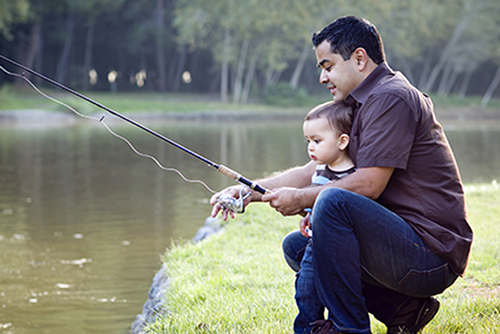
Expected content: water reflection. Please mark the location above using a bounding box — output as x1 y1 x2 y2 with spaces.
445 124 500 183
0 120 499 334
0 120 307 334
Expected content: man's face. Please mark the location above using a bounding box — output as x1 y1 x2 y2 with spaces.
315 41 363 101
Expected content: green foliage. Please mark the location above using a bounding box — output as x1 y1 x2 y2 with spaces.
376 0 461 59
69 0 126 16
264 82 311 107
2 0 500 99
0 0 29 38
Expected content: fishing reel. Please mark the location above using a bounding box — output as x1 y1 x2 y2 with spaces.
216 187 251 214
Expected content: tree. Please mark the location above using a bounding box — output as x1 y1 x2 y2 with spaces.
2 0 499 101
73 0 127 90
479 1 500 106
416 0 499 95
373 0 461 87
0 0 30 39
173 0 356 103
156 0 167 92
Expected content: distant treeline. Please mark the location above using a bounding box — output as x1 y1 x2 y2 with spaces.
0 0 499 106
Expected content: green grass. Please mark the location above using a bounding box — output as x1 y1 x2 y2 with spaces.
1 83 500 117
431 94 500 111
150 208 298 333
0 84 310 115
144 183 500 334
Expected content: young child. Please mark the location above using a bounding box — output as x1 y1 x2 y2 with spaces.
282 100 355 334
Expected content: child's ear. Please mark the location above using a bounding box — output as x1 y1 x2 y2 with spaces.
338 134 350 151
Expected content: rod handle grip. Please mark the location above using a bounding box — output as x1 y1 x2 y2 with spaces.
217 165 269 195
217 164 240 179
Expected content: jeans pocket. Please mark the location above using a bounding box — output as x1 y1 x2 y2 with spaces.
397 263 453 297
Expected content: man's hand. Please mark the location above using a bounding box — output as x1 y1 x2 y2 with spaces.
210 162 317 220
210 185 251 220
261 187 309 216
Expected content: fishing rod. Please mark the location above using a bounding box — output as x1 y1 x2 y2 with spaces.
0 54 268 213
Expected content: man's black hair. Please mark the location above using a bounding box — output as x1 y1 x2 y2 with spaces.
312 16 385 64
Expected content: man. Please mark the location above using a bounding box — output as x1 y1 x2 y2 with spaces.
211 16 472 334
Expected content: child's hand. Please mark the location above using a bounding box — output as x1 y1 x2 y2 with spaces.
300 212 312 238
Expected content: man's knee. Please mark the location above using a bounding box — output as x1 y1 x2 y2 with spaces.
317 187 349 202
315 187 350 213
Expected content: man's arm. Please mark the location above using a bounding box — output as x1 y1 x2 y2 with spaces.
210 161 317 219
250 161 317 201
333 166 394 199
262 166 394 216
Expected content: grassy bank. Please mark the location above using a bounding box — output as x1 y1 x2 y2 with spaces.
144 183 499 334
0 84 310 115
1 84 500 119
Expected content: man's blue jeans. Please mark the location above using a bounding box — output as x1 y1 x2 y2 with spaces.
282 188 458 334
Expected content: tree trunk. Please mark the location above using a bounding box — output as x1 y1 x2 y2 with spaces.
173 44 187 92
458 66 473 98
14 18 42 88
417 50 433 90
437 63 453 94
241 51 259 104
156 0 166 92
232 37 249 104
443 66 460 95
423 15 470 93
82 18 95 90
34 33 44 86
264 66 283 91
481 66 500 108
209 66 220 94
290 41 311 89
56 11 74 84
25 19 42 70
271 69 283 86
220 28 230 103
398 56 415 86
140 51 153 91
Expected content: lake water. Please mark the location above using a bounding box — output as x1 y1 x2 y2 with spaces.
0 117 499 334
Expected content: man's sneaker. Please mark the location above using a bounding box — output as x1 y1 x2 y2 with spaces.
309 320 343 334
386 297 440 334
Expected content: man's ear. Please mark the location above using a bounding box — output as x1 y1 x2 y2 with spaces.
339 134 350 151
353 48 369 71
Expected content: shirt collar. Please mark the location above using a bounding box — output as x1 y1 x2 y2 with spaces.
345 62 395 109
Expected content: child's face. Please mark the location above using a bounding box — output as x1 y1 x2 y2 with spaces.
303 117 348 167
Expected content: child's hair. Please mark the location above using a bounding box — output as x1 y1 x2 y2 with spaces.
305 100 353 135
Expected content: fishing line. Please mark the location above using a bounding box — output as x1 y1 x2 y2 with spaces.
0 63 217 194
0 54 269 213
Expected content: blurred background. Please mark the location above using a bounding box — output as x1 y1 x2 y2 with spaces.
1 0 500 106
